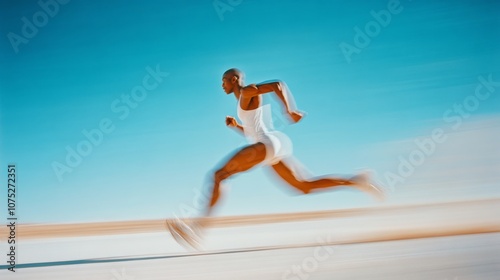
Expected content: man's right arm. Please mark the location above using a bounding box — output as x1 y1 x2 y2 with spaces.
226 116 244 135
233 124 244 134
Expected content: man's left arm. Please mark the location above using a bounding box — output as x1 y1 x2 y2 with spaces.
241 81 304 123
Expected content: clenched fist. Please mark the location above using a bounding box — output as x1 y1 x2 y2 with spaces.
287 110 305 123
225 116 238 127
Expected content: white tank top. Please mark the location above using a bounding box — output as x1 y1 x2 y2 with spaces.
237 97 273 143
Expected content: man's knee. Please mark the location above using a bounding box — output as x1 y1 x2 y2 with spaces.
282 172 306 191
214 168 231 182
290 178 305 189
215 159 242 182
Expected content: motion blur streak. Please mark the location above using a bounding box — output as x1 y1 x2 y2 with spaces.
1 197 499 279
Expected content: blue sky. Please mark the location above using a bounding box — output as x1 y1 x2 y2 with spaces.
0 0 499 223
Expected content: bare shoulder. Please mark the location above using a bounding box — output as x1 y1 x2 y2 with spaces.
240 84 260 97
242 84 259 92
240 80 284 98
257 81 281 93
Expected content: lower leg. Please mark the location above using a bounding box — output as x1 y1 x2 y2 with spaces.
198 183 220 229
301 177 354 194
200 143 267 227
271 160 356 194
206 178 222 217
304 173 385 200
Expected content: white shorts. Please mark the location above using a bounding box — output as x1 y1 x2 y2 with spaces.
257 131 293 165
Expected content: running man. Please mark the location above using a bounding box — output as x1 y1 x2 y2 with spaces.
167 69 384 247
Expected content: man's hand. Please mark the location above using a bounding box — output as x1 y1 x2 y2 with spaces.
226 116 245 135
225 116 238 127
287 110 305 123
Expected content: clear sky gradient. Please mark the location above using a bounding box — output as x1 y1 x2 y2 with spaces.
0 0 499 223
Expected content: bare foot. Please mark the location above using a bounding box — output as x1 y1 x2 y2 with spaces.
350 172 385 202
166 217 203 250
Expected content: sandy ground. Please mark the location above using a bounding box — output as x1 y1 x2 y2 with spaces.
3 198 499 239
1 198 499 279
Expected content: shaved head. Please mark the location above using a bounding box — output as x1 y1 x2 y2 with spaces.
223 68 245 82
222 68 245 94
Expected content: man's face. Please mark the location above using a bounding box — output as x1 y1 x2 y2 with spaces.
222 74 236 94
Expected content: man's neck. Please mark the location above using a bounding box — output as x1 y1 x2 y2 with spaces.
233 84 244 99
